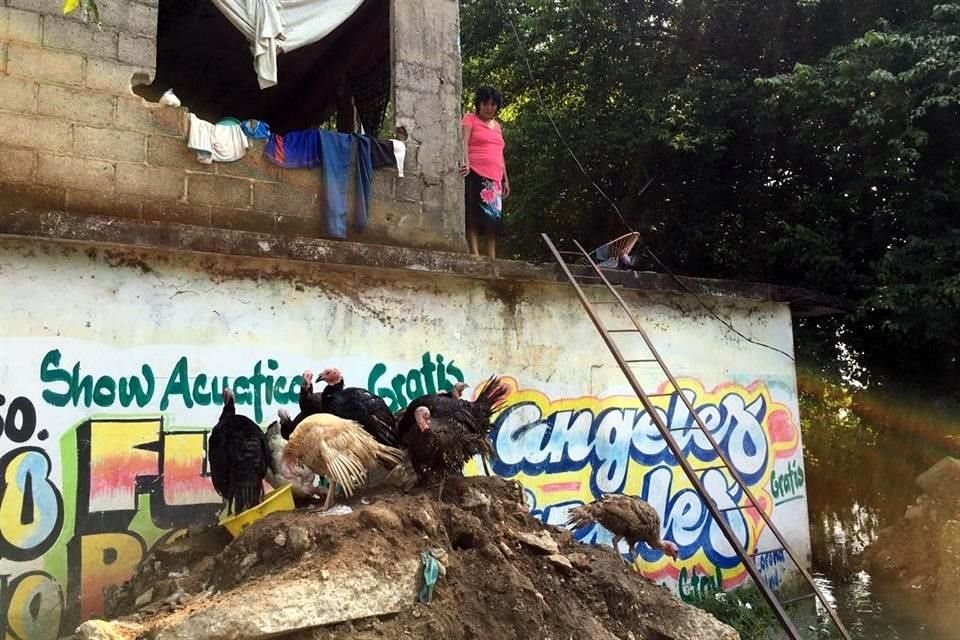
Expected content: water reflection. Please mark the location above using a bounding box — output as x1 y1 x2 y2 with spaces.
804 426 957 639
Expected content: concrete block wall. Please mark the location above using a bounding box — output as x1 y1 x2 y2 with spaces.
0 0 467 252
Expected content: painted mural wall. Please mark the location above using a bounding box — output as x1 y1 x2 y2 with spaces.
0 239 810 637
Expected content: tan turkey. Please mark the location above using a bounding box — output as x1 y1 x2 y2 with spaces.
566 494 678 566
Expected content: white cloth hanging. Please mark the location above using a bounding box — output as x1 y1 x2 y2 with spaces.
187 114 249 163
210 0 365 89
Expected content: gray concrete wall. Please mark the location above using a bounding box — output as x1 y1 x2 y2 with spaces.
0 0 466 252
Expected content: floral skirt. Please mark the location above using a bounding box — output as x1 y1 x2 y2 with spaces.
465 171 502 233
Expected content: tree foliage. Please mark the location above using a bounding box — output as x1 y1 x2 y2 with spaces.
461 0 960 410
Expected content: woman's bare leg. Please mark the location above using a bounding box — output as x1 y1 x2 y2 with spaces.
467 228 480 255
486 229 496 260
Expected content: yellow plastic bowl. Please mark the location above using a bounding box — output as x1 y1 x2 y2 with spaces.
220 484 295 538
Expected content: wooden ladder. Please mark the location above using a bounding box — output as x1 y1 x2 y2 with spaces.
542 233 851 640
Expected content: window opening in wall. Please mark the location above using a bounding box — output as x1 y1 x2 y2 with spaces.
136 0 391 135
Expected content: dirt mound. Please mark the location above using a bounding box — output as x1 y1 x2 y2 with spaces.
92 477 737 640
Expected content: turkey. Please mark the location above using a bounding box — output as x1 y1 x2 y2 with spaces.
264 420 324 501
317 368 399 447
207 388 270 515
282 413 405 510
279 370 324 439
565 494 679 566
406 406 495 499
439 382 469 399
397 375 509 446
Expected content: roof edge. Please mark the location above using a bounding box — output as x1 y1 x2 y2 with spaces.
0 211 848 316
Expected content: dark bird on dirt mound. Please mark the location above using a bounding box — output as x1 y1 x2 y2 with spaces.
397 375 510 446
317 368 399 447
283 413 405 510
406 406 496 499
565 494 678 566
208 388 270 515
279 370 325 439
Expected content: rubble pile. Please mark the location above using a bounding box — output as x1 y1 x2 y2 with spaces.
74 477 739 640
864 456 960 603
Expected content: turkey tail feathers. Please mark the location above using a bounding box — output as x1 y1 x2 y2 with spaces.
565 504 597 531
476 375 510 412
231 479 264 514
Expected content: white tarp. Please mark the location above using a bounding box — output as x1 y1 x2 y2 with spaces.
211 0 365 89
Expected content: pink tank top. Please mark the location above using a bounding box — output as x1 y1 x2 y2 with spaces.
463 112 505 182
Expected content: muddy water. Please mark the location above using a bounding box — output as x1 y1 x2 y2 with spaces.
804 426 958 640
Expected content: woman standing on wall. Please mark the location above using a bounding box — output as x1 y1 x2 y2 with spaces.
460 85 510 259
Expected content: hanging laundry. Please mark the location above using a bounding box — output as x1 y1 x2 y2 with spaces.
319 130 354 239
355 135 372 233
263 130 323 169
366 137 406 178
210 0 365 89
263 129 373 239
242 119 271 140
187 114 249 164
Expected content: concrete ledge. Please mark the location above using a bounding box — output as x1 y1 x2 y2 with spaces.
0 210 848 316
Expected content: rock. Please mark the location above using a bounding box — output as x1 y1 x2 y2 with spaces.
546 554 574 573
154 527 231 567
511 530 560 555
406 507 438 537
75 620 144 640
937 520 960 605
498 540 515 559
150 559 421 640
274 532 287 547
240 553 258 569
904 504 925 520
359 506 403 531
916 457 960 500
287 525 312 554
462 489 491 510
568 553 592 573
134 588 154 608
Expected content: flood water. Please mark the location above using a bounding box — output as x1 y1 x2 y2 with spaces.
802 424 959 640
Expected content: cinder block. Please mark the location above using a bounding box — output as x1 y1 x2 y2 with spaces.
216 151 280 183
115 97 187 135
90 0 158 36
42 17 118 59
0 75 38 113
116 162 184 200
187 173 252 208
211 206 276 234
0 146 37 183
6 0 66 17
0 7 42 44
38 84 115 126
0 183 66 213
142 199 210 226
275 214 321 238
2 113 72 153
147 134 210 170
279 164 323 190
85 57 153 94
253 180 319 217
37 153 115 192
118 33 155 67
66 188 142 218
7 43 84 86
75 126 146 163
370 170 395 198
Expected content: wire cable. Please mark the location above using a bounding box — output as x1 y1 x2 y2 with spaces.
493 0 795 362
